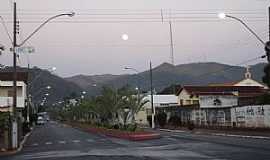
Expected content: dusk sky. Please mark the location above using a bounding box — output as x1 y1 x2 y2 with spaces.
0 0 269 77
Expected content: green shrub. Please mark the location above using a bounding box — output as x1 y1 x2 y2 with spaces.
156 112 167 127
168 115 181 127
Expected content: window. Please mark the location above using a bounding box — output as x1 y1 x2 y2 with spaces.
186 100 191 105
193 100 199 104
180 99 183 105
7 90 13 97
213 98 222 106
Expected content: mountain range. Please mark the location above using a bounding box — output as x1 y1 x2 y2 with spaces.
65 62 267 96
1 62 266 104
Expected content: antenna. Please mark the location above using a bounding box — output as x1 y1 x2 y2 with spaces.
169 21 174 65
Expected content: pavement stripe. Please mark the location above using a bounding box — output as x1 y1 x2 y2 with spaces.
72 140 80 143
32 143 39 146
212 133 270 140
86 139 94 142
58 141 66 144
45 142 53 145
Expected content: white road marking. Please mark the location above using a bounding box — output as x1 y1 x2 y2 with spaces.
58 141 66 144
86 139 94 142
167 137 177 141
32 143 38 146
72 140 80 143
212 133 270 140
45 142 53 145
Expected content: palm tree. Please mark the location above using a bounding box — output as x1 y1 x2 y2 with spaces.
117 86 148 127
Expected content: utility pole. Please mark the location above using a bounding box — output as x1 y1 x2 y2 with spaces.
150 61 155 129
11 2 18 149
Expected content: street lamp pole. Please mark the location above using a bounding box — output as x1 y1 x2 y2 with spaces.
124 67 142 93
218 12 270 62
218 13 266 46
11 2 18 149
150 61 155 129
11 2 74 149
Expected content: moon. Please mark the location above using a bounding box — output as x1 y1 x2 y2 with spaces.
121 34 129 40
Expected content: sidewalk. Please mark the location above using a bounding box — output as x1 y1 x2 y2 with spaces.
0 127 33 156
159 127 270 140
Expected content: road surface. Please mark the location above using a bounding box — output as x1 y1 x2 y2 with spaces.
2 121 270 160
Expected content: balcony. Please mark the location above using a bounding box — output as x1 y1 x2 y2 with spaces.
0 97 25 108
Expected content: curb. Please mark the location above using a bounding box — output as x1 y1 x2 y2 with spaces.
159 128 270 140
0 127 33 156
65 122 161 141
211 133 270 140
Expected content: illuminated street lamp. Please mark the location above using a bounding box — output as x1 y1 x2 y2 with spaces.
218 12 265 46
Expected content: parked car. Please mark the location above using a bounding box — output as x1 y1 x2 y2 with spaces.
37 116 45 125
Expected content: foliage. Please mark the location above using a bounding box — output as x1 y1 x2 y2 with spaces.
53 85 148 132
262 64 270 87
156 112 167 127
0 112 10 130
147 115 156 128
168 115 181 127
256 93 270 105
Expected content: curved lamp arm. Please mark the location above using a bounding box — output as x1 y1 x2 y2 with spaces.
225 15 265 46
18 12 75 47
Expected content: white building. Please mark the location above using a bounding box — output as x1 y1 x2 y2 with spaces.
0 71 28 113
135 94 178 125
234 66 267 89
0 81 27 112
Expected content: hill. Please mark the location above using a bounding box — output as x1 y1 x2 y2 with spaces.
65 62 267 95
0 66 83 104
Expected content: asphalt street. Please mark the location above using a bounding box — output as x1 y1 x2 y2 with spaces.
2 121 270 160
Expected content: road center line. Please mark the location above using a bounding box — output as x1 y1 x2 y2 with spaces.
45 142 53 145
32 143 38 146
72 140 80 143
87 139 94 142
59 141 66 144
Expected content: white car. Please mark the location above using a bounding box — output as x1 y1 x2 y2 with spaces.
37 116 45 125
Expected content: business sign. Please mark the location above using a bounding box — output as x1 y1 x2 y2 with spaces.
14 46 35 54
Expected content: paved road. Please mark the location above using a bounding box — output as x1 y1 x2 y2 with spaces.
2 121 270 160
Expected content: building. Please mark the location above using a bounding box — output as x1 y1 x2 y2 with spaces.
0 71 28 113
210 66 268 89
177 85 267 107
135 94 178 125
175 85 268 127
0 71 28 150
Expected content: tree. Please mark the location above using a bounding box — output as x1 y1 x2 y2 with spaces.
117 86 148 127
262 63 270 87
156 112 167 127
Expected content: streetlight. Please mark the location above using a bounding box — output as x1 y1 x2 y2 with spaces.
17 12 75 47
124 67 142 91
10 2 74 149
218 12 266 46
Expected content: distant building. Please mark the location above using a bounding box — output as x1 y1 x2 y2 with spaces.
135 94 178 125
0 72 28 113
209 66 268 89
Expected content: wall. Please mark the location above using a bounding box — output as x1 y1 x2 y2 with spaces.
231 105 270 128
178 89 199 106
199 95 238 108
0 81 27 110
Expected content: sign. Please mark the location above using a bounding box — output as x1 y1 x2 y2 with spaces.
14 46 35 54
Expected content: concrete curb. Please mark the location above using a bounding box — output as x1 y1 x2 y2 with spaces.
211 133 270 140
159 128 270 140
0 127 33 156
